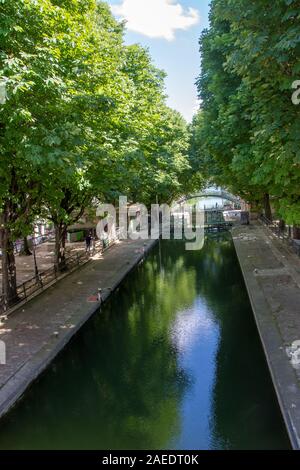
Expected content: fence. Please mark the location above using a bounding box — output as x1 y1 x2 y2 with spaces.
0 230 120 315
260 215 300 257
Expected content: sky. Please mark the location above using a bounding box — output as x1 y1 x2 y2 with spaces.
106 0 211 122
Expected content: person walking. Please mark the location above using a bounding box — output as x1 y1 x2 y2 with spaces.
85 233 92 254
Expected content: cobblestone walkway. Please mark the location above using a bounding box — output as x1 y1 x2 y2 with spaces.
0 238 156 419
232 222 300 449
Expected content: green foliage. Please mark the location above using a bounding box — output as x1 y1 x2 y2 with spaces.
0 0 190 221
191 0 300 223
0 0 192 298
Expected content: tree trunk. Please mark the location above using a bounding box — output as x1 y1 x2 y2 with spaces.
263 193 272 221
54 223 68 271
293 226 300 240
19 236 32 256
0 225 18 308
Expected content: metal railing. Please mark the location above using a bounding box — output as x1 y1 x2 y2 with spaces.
260 215 300 257
0 230 121 315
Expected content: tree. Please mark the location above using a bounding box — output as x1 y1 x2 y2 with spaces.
0 0 123 297
192 0 300 225
0 0 192 304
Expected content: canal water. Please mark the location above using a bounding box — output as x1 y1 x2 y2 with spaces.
0 235 290 449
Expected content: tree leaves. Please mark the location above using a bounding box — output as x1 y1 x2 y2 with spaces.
0 0 191 246
191 0 300 223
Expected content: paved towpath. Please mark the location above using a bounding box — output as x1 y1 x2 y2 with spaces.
0 237 156 419
0 239 88 288
232 222 300 449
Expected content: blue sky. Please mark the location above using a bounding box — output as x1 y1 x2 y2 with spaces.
106 0 211 122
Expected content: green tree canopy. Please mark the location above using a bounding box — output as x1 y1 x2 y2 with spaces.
191 0 300 222
0 0 192 305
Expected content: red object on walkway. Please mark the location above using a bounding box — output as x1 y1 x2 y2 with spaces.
87 295 98 302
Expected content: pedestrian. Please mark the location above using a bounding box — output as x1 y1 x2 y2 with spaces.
97 288 102 303
85 233 92 253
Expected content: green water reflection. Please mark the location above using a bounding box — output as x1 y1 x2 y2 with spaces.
0 235 290 449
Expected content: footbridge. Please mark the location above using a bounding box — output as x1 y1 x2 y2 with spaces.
176 188 241 207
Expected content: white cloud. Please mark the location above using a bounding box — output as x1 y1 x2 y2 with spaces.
111 0 200 41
